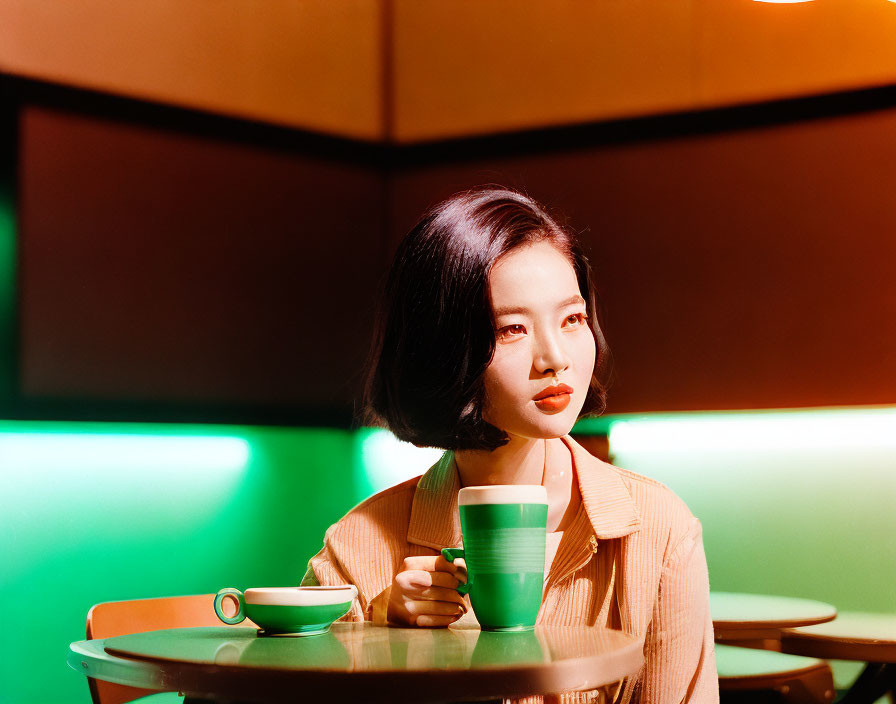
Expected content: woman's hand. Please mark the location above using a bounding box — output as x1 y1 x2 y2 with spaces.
387 555 468 627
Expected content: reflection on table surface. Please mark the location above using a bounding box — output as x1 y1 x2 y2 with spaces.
104 622 642 672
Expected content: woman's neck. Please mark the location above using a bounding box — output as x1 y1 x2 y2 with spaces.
454 435 581 532
454 435 546 487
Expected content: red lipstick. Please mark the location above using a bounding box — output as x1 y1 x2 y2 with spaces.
533 383 573 412
533 383 573 401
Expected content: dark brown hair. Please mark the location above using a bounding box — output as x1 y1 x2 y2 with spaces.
359 185 611 451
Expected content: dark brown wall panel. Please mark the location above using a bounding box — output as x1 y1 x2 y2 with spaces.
388 108 896 412
17 98 896 419
20 106 383 411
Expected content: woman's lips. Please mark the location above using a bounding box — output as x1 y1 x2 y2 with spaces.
534 392 572 412
533 383 573 401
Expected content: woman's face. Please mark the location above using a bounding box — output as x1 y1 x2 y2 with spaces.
482 240 597 440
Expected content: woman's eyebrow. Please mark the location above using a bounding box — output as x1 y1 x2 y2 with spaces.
493 295 585 317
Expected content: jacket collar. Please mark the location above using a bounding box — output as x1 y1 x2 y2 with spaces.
406 449 463 550
406 434 641 549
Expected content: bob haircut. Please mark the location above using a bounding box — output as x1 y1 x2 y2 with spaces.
360 185 612 451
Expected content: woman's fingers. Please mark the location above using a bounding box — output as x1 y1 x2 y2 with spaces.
415 586 466 608
401 556 467 584
395 574 466 608
405 599 465 617
388 555 471 628
400 569 451 589
400 569 461 591
448 558 468 584
427 570 463 589
399 569 465 595
415 614 459 628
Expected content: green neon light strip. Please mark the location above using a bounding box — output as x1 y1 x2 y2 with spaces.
358 406 896 496
574 406 896 453
356 427 444 497
0 420 251 472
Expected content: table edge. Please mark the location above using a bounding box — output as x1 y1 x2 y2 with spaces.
780 629 896 663
71 627 646 702
712 613 837 631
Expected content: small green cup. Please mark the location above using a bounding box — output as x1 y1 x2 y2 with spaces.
442 485 547 632
213 585 357 636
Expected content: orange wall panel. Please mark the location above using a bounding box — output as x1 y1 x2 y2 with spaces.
392 0 896 143
390 0 695 142
0 0 384 140
5 1 896 142
695 0 896 108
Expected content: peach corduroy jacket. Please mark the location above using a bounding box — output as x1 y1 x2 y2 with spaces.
302 434 719 704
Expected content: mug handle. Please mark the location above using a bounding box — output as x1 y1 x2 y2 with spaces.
441 548 472 596
214 588 246 625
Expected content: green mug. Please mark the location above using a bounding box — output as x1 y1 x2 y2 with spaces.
213 585 357 636
442 484 547 632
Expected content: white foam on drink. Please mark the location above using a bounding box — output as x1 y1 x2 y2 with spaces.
244 585 358 606
458 484 547 506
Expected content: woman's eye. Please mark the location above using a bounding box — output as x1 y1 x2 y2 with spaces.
497 324 526 340
564 313 588 328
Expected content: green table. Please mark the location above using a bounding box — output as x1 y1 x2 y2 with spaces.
780 612 896 704
711 591 837 642
68 623 644 703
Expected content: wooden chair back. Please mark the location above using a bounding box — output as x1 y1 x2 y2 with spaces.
86 594 254 704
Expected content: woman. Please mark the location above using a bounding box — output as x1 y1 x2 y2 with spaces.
302 186 718 703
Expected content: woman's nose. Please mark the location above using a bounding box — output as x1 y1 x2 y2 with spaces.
534 330 570 376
